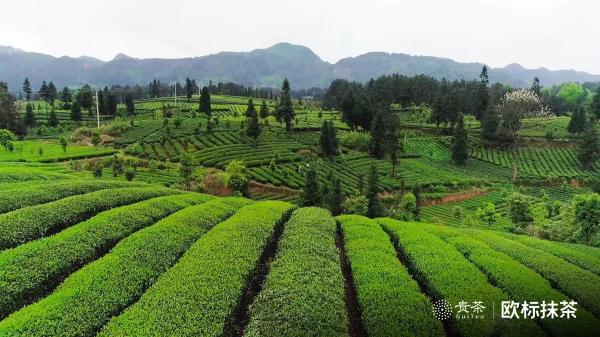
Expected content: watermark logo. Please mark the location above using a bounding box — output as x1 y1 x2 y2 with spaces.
432 299 578 320
432 300 453 320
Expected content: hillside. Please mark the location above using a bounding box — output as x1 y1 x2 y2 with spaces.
0 165 599 336
2 43 600 89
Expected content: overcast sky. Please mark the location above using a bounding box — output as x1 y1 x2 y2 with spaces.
1 0 598 73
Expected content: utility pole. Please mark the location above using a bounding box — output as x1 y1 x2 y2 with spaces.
95 90 100 129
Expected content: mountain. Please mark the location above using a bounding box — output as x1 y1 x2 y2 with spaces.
1 42 599 90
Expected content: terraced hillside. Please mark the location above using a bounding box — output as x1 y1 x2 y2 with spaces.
0 171 599 337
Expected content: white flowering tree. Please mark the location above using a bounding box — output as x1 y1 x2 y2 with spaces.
497 89 552 180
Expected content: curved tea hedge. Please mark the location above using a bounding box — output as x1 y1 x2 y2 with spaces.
337 215 444 337
425 225 600 337
0 197 253 337
379 219 545 337
0 180 144 214
0 187 176 250
98 201 294 337
0 193 204 319
245 207 347 337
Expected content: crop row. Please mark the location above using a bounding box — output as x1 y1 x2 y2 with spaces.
245 207 347 337
378 219 544 337
425 224 600 336
472 230 600 317
337 215 444 337
0 193 205 320
0 187 176 250
195 142 304 168
470 145 600 178
97 201 295 336
0 197 253 337
0 180 144 214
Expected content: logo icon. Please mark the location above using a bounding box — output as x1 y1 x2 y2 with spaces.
433 300 453 320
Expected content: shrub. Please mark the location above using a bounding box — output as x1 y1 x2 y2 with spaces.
0 193 204 319
98 201 294 337
0 187 176 250
0 197 252 336
245 208 347 337
338 215 444 337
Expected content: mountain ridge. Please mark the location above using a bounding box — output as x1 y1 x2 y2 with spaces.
1 42 599 90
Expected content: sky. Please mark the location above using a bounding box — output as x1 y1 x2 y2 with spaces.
1 0 599 73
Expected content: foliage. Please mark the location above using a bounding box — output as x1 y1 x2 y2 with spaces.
476 202 500 226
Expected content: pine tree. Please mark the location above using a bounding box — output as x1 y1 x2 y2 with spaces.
568 106 587 135
278 79 295 132
47 81 57 105
327 175 344 215
319 121 331 157
107 92 117 115
48 107 59 127
246 106 261 145
39 81 48 102
412 185 422 221
591 86 600 120
475 66 489 120
185 78 193 101
531 77 542 98
60 87 71 105
366 162 381 217
452 113 469 165
78 84 94 111
481 107 499 141
245 98 256 118
302 165 322 206
24 103 36 127
578 115 600 170
328 121 339 156
70 101 82 122
125 94 135 115
385 115 401 176
369 111 386 159
259 100 269 119
199 86 211 117
22 78 32 101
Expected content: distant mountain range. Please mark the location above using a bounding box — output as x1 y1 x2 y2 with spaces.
1 42 599 91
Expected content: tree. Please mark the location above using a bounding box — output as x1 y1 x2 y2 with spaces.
366 162 382 217
60 87 71 103
78 84 94 111
475 66 490 120
23 103 36 127
0 129 15 149
507 193 534 228
226 160 248 196
70 101 83 122
572 193 600 246
22 78 32 100
179 152 196 191
591 86 600 120
48 107 59 127
278 79 295 132
199 87 211 116
246 105 261 145
476 202 500 226
385 115 401 176
481 106 499 141
578 115 600 170
92 130 102 147
107 91 118 115
451 113 469 165
112 154 123 177
319 121 339 157
47 81 57 104
412 185 422 221
531 77 542 98
302 165 322 206
59 136 68 154
342 195 368 215
245 98 256 118
0 85 22 135
185 78 193 101
398 192 417 220
568 106 587 135
369 111 386 159
259 100 269 119
326 175 344 215
38 81 49 102
125 94 135 116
